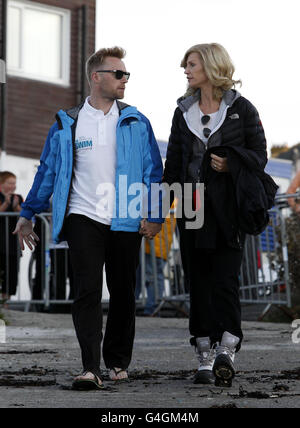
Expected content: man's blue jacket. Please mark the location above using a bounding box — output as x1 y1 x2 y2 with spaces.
20 101 163 243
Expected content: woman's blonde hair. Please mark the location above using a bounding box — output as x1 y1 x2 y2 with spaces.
181 43 242 100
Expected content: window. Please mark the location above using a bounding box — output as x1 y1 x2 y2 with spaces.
7 0 70 86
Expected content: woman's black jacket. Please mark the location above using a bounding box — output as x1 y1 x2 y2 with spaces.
163 92 278 249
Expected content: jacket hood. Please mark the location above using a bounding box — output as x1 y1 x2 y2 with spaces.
65 100 130 119
178 89 242 142
177 89 241 113
56 100 137 129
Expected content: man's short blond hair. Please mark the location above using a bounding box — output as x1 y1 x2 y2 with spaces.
86 46 126 85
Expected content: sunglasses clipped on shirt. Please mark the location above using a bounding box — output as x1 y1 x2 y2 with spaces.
96 69 130 81
201 114 211 139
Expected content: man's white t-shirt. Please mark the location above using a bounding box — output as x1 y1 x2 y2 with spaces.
67 97 119 225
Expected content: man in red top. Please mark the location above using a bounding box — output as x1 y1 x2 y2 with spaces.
286 170 300 215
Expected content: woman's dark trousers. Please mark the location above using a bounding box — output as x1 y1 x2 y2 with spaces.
65 214 141 377
178 225 244 349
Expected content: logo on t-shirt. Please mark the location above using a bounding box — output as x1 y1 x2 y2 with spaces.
75 137 93 151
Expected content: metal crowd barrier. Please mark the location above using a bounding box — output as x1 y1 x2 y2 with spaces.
0 194 297 313
0 211 187 314
0 212 22 303
136 214 189 316
0 212 52 311
239 193 296 308
144 196 295 314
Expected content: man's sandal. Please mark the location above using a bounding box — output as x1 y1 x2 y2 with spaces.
109 367 129 382
72 371 104 391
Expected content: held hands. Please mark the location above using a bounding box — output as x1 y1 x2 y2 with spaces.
12 195 21 212
0 193 21 211
210 154 229 173
139 219 162 240
4 193 12 205
0 192 12 210
13 217 40 251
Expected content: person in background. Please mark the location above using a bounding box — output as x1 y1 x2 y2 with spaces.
163 43 272 387
0 171 23 304
13 47 163 390
30 213 74 313
286 170 300 215
136 212 176 316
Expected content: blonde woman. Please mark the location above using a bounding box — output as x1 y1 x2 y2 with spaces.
163 43 270 387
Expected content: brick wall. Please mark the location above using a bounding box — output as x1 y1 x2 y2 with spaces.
3 0 95 159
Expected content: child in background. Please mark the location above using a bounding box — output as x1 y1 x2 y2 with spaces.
0 171 23 304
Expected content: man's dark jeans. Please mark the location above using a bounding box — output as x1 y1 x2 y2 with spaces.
65 214 142 377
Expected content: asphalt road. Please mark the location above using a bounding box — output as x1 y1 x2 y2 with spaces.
0 309 300 409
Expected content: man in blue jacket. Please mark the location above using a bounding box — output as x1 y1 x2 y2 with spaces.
13 47 163 390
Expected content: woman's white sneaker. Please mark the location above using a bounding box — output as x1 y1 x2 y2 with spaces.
213 331 240 387
193 337 216 384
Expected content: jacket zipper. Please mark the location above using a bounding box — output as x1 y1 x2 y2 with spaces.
58 117 77 240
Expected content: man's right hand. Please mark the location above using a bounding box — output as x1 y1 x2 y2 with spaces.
13 217 40 251
139 219 162 239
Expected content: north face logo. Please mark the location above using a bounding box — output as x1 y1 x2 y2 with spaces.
229 114 239 120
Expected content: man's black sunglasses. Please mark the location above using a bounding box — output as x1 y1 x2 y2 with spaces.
201 114 211 139
96 70 130 81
